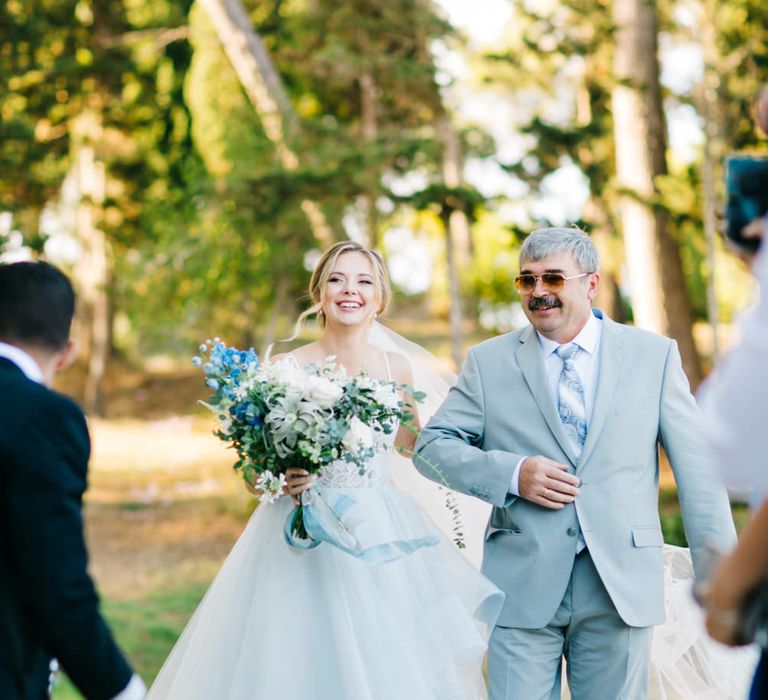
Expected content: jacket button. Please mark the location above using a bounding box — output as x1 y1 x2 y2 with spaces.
566 527 578 537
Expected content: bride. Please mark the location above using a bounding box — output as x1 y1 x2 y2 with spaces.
146 241 504 699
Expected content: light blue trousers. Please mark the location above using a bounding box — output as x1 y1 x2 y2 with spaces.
488 550 652 700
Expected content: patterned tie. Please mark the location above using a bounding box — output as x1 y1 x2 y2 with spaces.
555 343 587 455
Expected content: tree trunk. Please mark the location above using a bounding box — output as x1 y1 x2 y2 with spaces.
573 64 626 322
611 0 702 387
696 0 729 367
438 115 472 262
699 118 720 364
437 114 470 369
71 110 111 415
357 70 378 247
584 197 625 322
198 0 334 247
441 208 464 371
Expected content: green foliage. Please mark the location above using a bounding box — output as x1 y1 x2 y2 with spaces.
113 0 457 356
400 183 488 222
710 1 768 149
1 0 86 214
660 485 751 546
283 0 451 129
484 0 767 328
463 215 520 308
0 0 475 363
483 0 620 262
7 0 764 367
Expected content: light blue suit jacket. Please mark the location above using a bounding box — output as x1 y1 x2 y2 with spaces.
415 312 736 628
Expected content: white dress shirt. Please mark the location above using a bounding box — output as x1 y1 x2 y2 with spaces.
0 343 147 700
509 312 603 496
112 673 147 700
0 341 43 383
700 224 768 507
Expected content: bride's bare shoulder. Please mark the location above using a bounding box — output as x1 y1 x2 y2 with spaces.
269 343 319 366
269 351 290 363
386 351 413 385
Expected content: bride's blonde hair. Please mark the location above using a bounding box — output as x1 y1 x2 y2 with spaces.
289 241 392 340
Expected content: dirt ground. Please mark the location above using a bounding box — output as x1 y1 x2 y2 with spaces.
81 416 256 599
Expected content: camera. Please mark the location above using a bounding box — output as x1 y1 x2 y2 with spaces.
725 155 768 252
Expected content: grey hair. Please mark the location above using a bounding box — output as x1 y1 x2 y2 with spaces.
519 227 600 273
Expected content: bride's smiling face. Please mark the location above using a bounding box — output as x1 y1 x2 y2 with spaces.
321 251 381 328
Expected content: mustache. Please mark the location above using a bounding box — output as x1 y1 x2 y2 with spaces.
528 297 562 311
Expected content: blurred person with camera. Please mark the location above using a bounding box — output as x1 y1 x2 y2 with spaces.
700 83 768 699
0 261 145 700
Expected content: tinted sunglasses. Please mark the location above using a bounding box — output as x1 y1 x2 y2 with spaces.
514 272 592 292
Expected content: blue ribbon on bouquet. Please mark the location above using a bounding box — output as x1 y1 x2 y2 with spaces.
283 488 440 564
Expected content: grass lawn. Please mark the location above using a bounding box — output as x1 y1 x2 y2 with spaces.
52 584 210 699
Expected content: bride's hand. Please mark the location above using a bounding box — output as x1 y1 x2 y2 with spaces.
284 468 314 504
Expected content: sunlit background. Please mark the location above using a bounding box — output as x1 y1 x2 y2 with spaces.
1 1 766 696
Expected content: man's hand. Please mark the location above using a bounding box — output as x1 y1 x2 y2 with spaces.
518 456 580 510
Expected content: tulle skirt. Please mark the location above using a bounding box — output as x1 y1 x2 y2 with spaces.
647 545 759 700
147 487 504 700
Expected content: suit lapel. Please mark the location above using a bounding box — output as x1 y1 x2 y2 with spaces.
515 327 580 465
578 315 625 469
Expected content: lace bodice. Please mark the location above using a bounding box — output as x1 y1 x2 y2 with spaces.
315 429 396 488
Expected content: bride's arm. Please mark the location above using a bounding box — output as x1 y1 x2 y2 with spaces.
390 352 420 456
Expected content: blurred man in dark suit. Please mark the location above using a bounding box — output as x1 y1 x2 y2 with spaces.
0 261 145 699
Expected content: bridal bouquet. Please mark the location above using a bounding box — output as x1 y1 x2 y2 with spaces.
194 339 423 542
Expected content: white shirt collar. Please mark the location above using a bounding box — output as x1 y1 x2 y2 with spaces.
0 341 44 384
536 311 601 357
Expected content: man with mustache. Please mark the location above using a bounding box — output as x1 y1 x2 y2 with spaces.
415 227 736 700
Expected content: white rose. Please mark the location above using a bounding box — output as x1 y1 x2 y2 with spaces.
342 416 374 455
267 359 306 389
373 383 401 410
306 375 343 409
355 375 377 391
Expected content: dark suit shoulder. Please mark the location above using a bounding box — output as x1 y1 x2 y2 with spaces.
0 364 85 423
0 367 89 477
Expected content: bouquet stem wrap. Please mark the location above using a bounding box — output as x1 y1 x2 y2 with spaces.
285 493 318 550
283 486 441 564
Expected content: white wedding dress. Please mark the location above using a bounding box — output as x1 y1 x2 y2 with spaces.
147 423 504 700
